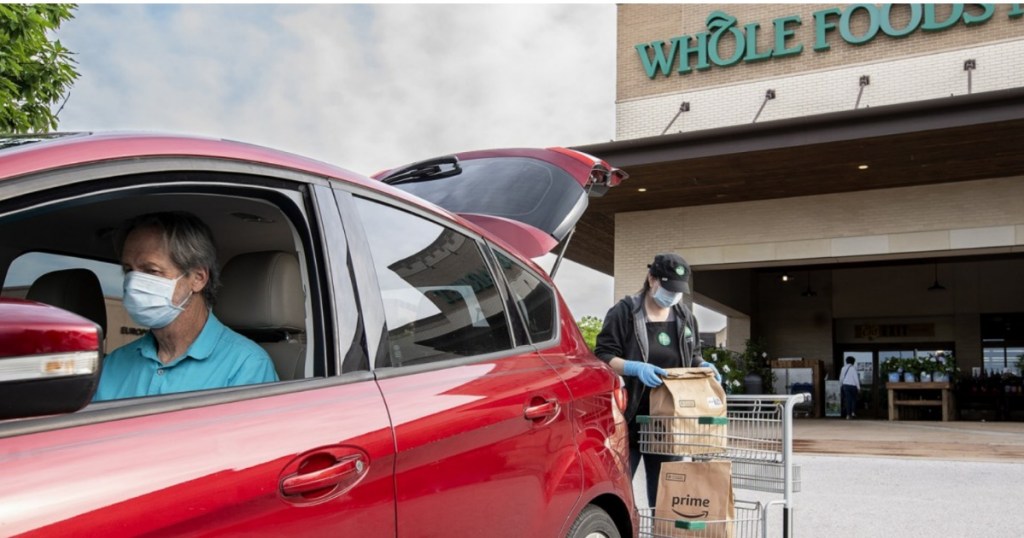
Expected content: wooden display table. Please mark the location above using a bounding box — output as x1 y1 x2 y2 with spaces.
887 382 955 421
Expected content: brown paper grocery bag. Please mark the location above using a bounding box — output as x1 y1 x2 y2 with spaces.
653 460 735 538
647 368 727 456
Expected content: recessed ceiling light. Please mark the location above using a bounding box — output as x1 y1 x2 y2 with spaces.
857 164 869 170
637 188 647 192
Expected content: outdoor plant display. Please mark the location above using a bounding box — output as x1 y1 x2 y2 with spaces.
702 338 776 395
925 352 958 383
881 353 959 383
740 337 775 394
880 357 905 382
702 346 746 394
576 316 602 351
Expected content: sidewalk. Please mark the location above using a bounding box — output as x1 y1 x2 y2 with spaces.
792 418 1024 461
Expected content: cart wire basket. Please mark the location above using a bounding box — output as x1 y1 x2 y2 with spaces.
638 499 763 538
637 396 804 494
636 415 729 456
721 397 803 494
637 393 811 538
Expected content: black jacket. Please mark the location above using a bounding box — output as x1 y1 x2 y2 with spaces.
594 292 701 422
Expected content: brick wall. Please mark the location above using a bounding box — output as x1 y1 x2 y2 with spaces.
617 4 1024 139
613 175 1024 298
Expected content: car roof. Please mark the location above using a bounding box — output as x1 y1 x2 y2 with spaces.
0 132 373 185
0 131 555 277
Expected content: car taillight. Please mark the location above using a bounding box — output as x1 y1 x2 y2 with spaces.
0 351 99 382
613 384 628 413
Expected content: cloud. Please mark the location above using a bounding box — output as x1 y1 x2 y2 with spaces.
57 4 616 174
53 4 726 333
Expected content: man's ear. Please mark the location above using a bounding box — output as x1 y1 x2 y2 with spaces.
190 266 209 293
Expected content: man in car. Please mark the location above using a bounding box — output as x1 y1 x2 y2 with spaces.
93 211 278 401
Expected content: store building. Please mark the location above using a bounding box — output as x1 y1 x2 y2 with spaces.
568 4 1024 418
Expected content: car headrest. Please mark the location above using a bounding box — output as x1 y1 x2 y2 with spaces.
27 268 108 336
215 251 305 335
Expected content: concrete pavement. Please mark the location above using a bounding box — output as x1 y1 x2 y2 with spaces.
792 418 1024 461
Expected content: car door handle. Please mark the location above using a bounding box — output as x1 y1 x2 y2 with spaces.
524 399 559 420
280 454 364 496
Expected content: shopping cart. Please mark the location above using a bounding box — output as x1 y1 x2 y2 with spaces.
636 393 810 538
638 500 762 538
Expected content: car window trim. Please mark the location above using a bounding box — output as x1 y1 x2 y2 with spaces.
489 245 561 349
482 240 530 349
370 343 541 380
0 372 376 440
309 183 366 377
337 182 502 253
331 188 389 370
341 188 529 368
0 157 334 202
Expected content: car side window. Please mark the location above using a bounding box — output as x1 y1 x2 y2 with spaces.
493 249 556 344
352 197 513 365
0 175 335 403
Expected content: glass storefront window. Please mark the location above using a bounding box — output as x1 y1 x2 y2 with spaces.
845 351 873 385
983 345 1024 375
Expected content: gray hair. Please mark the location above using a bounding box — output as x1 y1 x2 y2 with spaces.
117 211 220 305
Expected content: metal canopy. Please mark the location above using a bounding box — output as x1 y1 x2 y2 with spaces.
568 87 1024 275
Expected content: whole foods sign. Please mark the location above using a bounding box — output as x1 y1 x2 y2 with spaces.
635 4 1024 78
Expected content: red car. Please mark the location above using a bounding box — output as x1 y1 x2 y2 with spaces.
0 132 636 537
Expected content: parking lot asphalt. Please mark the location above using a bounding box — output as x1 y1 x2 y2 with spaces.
792 418 1024 461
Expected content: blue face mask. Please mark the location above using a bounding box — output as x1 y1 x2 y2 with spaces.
652 285 682 308
123 271 192 329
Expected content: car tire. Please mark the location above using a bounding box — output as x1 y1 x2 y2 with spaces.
566 505 621 538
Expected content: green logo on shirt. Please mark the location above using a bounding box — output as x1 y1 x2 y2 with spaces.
658 332 671 346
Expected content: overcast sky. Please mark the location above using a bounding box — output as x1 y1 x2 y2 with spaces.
54 3 726 331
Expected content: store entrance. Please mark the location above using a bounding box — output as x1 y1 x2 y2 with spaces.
835 345 954 419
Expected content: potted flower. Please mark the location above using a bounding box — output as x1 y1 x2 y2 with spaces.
702 347 746 394
901 356 922 382
880 357 904 383
930 352 958 384
739 337 775 395
919 355 935 382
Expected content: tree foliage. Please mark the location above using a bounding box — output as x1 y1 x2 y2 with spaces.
0 4 79 133
576 315 603 351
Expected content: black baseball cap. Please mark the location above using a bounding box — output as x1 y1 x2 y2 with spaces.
648 253 690 293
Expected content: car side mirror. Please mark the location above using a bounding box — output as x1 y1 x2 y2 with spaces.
0 298 103 420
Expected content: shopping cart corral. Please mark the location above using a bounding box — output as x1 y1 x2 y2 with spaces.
635 393 810 538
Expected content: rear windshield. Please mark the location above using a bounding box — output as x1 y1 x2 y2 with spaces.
394 157 585 239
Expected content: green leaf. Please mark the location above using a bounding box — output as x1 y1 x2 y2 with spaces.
0 3 78 133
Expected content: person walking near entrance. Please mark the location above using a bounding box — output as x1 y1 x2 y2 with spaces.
840 355 861 419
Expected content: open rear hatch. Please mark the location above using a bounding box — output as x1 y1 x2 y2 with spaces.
374 148 627 271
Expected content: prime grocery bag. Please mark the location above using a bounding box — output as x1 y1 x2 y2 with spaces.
654 460 735 538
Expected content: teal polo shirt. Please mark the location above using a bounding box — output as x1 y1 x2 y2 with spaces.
94 313 279 401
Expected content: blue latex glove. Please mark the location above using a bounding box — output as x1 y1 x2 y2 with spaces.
622 360 667 388
700 361 723 384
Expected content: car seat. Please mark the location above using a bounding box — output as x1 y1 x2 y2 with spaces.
215 251 306 381
27 268 108 338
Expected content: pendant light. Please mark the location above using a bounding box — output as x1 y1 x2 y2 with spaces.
801 272 817 297
928 263 946 292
